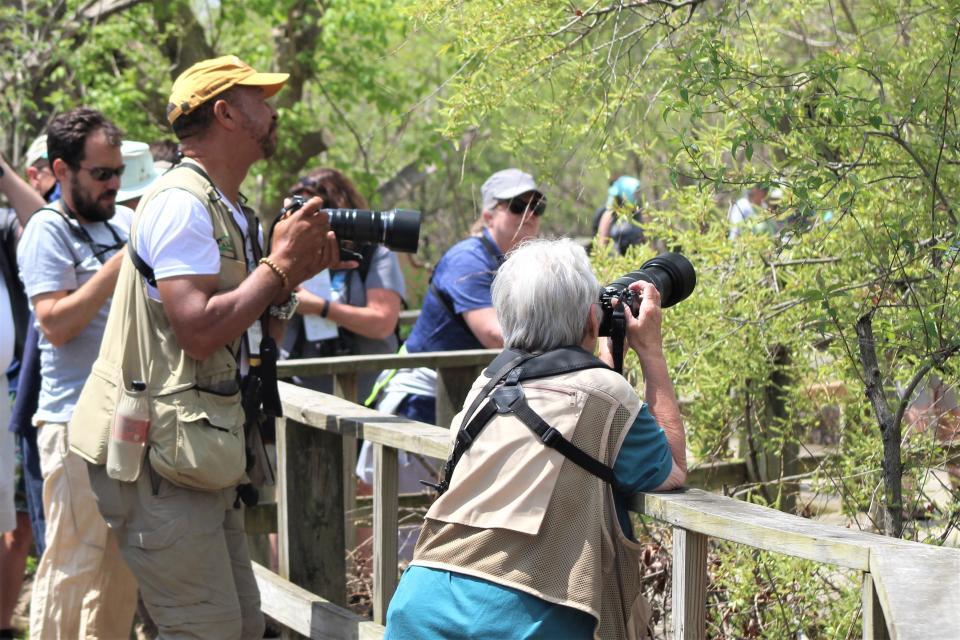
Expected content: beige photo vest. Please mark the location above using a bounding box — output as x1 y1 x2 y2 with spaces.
70 163 257 490
413 366 653 640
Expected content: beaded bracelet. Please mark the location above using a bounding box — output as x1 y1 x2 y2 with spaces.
258 257 289 288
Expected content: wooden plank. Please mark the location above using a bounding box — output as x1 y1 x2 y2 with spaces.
868 545 960 640
372 444 399 625
278 349 498 378
672 528 707 640
633 489 915 570
279 382 450 459
334 374 360 554
861 573 890 640
278 417 347 607
253 562 384 640
435 365 478 429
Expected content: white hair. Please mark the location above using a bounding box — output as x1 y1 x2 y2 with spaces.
492 238 599 352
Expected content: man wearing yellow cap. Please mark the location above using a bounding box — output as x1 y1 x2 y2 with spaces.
70 55 346 638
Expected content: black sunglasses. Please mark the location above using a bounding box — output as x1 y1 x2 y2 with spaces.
79 165 125 181
502 193 546 217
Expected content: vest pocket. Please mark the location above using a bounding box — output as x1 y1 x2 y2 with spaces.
68 362 121 465
148 388 246 491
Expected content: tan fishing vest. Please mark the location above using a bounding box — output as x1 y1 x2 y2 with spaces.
412 366 652 640
69 162 257 490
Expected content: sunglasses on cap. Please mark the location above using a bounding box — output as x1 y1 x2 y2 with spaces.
501 193 546 217
78 165 126 181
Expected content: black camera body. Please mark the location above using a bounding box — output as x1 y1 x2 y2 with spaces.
598 253 696 372
283 195 422 254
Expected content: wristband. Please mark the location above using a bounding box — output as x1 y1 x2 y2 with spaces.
259 257 288 288
320 298 331 318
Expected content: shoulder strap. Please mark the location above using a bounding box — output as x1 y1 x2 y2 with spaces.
129 245 157 287
125 162 217 289
427 348 616 495
428 235 503 336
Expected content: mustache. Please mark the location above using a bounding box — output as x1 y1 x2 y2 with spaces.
100 190 118 200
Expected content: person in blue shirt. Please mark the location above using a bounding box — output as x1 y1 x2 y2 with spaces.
385 238 687 640
372 168 544 426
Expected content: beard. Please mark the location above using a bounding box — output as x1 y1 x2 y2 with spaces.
238 107 278 159
257 120 278 159
69 173 116 222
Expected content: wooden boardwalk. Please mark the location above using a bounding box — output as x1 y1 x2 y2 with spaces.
257 350 960 639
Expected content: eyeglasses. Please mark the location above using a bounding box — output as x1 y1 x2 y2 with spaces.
78 165 125 181
501 193 546 217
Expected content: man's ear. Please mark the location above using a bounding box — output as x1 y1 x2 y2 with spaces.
212 98 236 129
51 158 70 182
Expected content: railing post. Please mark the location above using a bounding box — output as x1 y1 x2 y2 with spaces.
672 527 707 640
862 573 891 640
277 416 347 608
334 373 359 554
436 365 478 428
373 443 399 625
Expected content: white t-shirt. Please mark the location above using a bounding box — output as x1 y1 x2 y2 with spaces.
136 188 254 299
727 196 755 240
136 188 262 372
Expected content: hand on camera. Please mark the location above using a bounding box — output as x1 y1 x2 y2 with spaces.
624 280 663 357
270 196 358 287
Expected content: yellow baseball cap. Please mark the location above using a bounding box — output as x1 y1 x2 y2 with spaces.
166 55 289 125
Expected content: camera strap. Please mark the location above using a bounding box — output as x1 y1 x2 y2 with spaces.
610 305 627 375
425 347 617 495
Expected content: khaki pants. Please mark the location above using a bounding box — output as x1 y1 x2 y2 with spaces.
30 422 138 640
87 461 265 640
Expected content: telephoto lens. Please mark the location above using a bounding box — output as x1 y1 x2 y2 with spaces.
598 252 696 337
605 252 696 309
324 208 421 253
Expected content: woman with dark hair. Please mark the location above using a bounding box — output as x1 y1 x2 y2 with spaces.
283 168 406 399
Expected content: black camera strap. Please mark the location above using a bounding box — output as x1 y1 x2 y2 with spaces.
425 347 618 495
610 305 627 375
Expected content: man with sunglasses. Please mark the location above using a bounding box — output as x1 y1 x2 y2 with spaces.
16 108 139 638
371 168 544 428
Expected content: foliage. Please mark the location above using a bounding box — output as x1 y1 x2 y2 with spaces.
4 0 960 627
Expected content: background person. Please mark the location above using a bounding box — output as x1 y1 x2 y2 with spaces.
283 167 406 401
385 238 687 639
116 140 160 210
595 174 646 255
0 150 44 640
727 184 768 240
8 134 65 563
18 108 138 640
372 167 543 426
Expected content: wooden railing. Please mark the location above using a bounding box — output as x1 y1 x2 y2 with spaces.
256 352 960 640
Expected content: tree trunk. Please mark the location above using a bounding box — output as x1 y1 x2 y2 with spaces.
855 313 903 537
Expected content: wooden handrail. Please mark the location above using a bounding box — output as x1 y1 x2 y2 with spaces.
260 372 960 639
276 348 498 377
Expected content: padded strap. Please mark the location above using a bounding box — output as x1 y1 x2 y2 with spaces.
428 350 618 495
128 244 157 287
493 384 617 486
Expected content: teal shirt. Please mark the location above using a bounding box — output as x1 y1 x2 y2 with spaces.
385 404 672 639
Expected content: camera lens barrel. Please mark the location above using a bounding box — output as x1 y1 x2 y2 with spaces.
323 208 422 253
604 252 696 309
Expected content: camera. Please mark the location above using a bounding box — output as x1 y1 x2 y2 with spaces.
598 252 696 337
283 195 422 253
